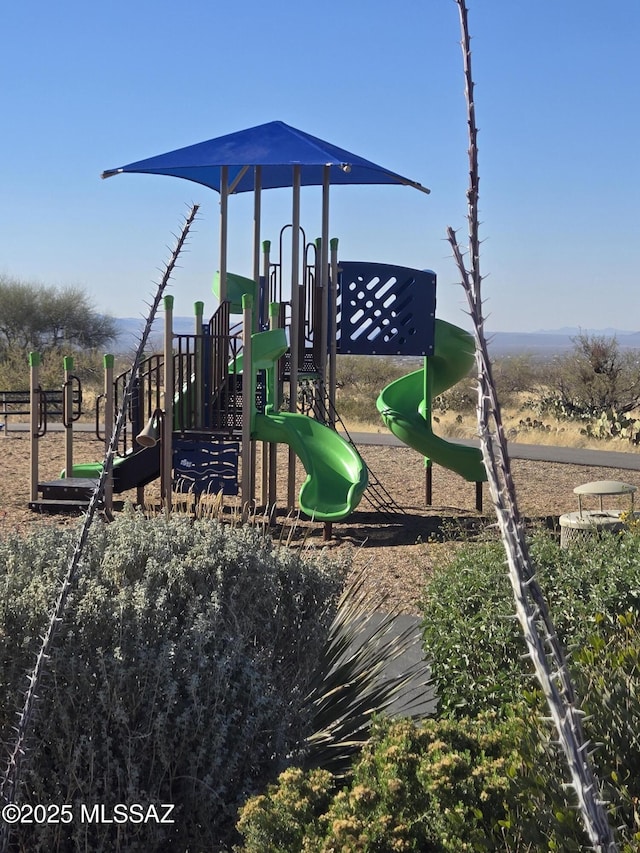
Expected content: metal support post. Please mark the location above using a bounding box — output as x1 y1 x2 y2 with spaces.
63 355 74 481
163 295 174 516
267 302 280 510
241 294 254 512
425 463 433 506
287 165 301 506
103 354 115 515
328 238 339 428
194 301 204 430
218 165 229 304
29 352 40 503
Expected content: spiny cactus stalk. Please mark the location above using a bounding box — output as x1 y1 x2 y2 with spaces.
0 204 199 853
447 3 617 850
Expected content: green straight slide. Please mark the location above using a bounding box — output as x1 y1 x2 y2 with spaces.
376 319 486 483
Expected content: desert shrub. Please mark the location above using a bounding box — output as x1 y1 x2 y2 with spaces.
299 575 433 779
433 380 476 416
236 712 586 852
335 356 418 424
490 353 541 400
335 352 553 424
236 766 335 852
0 511 346 852
541 334 640 419
433 354 547 415
0 274 117 356
421 530 640 717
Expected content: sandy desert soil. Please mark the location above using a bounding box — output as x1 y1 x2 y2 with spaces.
2 429 640 614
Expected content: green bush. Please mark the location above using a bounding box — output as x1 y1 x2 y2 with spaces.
236 712 585 852
506 612 640 851
235 534 640 852
0 511 346 852
419 532 640 848
571 612 640 844
421 531 640 717
237 665 640 852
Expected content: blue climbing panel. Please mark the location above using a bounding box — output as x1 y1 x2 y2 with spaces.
173 438 240 496
337 262 436 357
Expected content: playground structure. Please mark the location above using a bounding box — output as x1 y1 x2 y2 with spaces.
27 121 486 522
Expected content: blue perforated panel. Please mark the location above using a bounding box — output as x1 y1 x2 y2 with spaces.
336 262 436 356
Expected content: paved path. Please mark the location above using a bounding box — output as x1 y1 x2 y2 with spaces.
7 422 640 471
346 431 640 471
343 613 436 718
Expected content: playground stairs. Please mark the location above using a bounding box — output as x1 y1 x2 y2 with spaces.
202 372 265 435
29 478 102 514
207 373 244 433
282 349 322 380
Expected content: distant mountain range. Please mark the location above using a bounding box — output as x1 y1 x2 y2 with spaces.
486 328 640 357
113 316 202 353
113 318 640 359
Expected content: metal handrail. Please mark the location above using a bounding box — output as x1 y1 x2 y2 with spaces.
36 387 47 437
62 374 82 428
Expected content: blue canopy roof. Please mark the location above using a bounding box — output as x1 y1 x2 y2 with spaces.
102 120 430 195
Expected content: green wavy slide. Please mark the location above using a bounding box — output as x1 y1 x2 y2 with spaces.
249 328 368 522
376 319 486 483
253 411 368 521
69 327 368 521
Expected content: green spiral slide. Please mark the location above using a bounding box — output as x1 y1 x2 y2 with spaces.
376 319 486 483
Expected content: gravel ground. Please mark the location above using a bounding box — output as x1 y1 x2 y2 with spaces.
2 431 640 614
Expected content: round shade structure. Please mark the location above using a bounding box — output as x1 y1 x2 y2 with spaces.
101 120 430 195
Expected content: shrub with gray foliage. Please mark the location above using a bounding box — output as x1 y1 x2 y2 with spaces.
0 510 345 852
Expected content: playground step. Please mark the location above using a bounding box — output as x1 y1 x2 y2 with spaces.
30 478 102 512
39 477 99 499
29 498 96 513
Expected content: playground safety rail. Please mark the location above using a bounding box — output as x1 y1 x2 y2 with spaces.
1 386 80 434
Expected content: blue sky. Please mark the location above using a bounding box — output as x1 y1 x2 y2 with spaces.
2 1 638 333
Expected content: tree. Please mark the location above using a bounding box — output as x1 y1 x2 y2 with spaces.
0 274 117 354
551 333 640 416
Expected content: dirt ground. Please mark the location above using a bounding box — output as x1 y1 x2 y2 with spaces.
2 430 640 615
